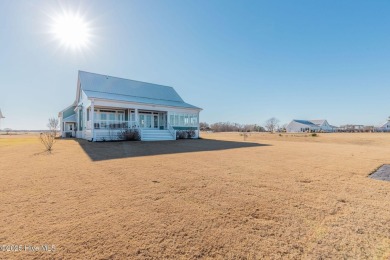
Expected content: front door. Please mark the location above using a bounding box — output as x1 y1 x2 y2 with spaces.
67 123 73 131
139 114 152 128
153 115 159 129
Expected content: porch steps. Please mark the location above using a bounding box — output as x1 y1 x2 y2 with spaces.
141 129 175 141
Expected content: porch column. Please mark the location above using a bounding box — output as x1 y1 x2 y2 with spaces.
197 111 200 138
91 99 95 141
135 108 139 127
166 111 169 129
128 109 130 128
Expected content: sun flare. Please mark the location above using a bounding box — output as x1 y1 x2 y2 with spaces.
51 12 90 49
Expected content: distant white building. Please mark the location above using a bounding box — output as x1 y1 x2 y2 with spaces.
286 119 334 133
309 120 334 132
375 118 390 132
339 125 364 132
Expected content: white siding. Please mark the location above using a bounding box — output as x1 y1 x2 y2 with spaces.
286 121 320 133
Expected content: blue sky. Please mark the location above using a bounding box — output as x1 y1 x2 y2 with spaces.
1 0 390 129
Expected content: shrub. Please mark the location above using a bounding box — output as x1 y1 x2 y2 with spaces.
118 129 141 141
239 132 249 140
311 133 318 137
39 117 59 153
176 130 196 139
40 132 56 152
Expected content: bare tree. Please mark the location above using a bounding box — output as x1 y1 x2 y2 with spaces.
264 117 280 133
210 122 244 132
199 122 210 131
40 117 59 153
205 122 266 132
4 128 12 135
47 117 59 137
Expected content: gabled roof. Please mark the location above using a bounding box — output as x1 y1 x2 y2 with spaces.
309 120 327 126
58 103 76 117
78 71 201 110
59 103 76 113
377 120 390 128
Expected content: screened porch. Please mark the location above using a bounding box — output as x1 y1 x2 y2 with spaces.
84 107 199 131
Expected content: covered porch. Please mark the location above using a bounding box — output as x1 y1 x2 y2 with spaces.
62 114 76 138
86 108 168 130
82 104 199 141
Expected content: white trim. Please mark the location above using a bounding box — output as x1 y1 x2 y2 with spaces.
90 97 202 112
91 99 95 141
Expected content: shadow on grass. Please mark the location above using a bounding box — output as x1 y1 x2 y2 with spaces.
74 138 270 161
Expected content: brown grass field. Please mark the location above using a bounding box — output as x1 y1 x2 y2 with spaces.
1 132 390 259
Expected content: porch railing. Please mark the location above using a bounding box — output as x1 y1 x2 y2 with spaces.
167 123 176 140
88 120 139 130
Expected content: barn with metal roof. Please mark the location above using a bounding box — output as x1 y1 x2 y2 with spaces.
286 119 334 133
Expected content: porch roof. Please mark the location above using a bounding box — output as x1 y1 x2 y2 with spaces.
63 114 76 122
84 90 201 109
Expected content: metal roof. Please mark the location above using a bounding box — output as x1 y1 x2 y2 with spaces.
309 120 326 126
377 120 390 128
79 71 201 110
84 90 199 109
293 120 319 127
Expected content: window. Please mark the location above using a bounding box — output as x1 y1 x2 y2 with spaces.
184 115 189 125
109 113 115 121
117 112 124 121
139 115 145 127
146 115 152 128
175 115 179 126
131 111 135 121
100 113 107 121
191 115 198 125
168 113 198 126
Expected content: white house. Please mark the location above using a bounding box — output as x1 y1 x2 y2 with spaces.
375 118 390 132
286 119 334 133
59 71 202 141
309 120 334 132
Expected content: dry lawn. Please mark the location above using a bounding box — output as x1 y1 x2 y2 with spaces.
1 132 390 259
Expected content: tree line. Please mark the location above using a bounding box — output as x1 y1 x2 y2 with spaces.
200 117 281 132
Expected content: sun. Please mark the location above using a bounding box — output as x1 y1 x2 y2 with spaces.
51 12 90 49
